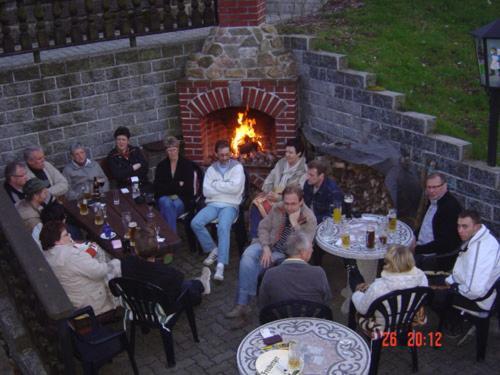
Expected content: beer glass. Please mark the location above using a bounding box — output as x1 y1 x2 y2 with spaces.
288 341 304 374
379 229 388 246
332 201 342 224
128 221 138 246
387 209 397 232
340 225 350 249
94 204 104 225
78 196 89 216
83 181 92 201
343 193 353 219
122 211 132 238
366 225 375 249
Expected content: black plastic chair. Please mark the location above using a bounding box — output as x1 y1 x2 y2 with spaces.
67 306 138 375
108 277 199 368
348 287 434 375
438 277 500 362
259 299 333 324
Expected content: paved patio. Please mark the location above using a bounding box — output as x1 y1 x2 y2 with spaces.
99 236 499 375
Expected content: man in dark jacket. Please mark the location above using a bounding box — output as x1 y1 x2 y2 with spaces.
415 172 462 270
4 161 28 203
303 159 343 265
303 159 343 223
121 229 211 305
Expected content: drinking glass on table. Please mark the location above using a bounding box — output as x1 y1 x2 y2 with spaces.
340 224 350 249
94 204 104 225
122 211 132 237
387 208 397 232
288 341 304 374
78 193 89 216
145 193 155 220
128 221 138 246
331 201 342 224
112 189 120 205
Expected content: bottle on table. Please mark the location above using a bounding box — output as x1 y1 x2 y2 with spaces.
343 193 354 219
93 177 100 199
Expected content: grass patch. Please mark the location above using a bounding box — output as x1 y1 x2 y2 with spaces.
279 0 500 163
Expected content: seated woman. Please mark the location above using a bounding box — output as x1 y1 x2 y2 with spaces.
249 138 307 238
153 136 195 234
349 245 428 334
40 221 119 316
106 126 149 188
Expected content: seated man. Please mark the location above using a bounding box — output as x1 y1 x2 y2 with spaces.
3 161 29 204
303 159 343 223
258 230 332 308
432 210 500 330
226 185 317 318
303 159 343 265
415 172 462 270
16 178 50 231
121 229 211 305
191 140 245 281
40 221 119 316
63 142 110 201
24 146 68 199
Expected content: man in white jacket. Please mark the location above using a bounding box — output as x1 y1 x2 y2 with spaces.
191 140 245 281
444 210 500 312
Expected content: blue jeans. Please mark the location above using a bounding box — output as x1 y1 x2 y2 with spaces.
237 242 286 305
158 196 185 234
190 204 238 265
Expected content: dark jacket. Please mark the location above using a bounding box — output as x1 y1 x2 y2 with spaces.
4 182 25 204
106 146 149 187
415 191 462 257
154 157 195 210
120 256 184 303
258 259 332 308
303 177 343 222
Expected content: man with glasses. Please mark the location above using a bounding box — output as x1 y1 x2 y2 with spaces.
415 172 462 269
4 161 29 203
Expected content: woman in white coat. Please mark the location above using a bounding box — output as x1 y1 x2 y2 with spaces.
40 221 118 315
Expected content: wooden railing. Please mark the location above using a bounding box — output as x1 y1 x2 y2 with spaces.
0 188 75 374
0 0 217 58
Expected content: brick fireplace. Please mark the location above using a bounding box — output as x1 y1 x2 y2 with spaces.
176 0 298 185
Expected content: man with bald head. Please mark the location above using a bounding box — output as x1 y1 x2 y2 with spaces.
24 146 68 198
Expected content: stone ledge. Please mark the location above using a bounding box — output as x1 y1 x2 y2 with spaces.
430 134 472 161
400 112 436 134
338 69 376 89
371 90 405 110
303 50 347 70
465 160 500 189
282 34 313 51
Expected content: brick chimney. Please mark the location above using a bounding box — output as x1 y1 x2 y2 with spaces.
217 0 266 27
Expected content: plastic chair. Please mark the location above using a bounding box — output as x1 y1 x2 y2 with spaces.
259 299 333 324
108 277 199 368
67 306 138 375
348 287 434 375
438 277 500 362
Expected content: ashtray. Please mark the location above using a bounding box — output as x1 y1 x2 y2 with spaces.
100 232 117 240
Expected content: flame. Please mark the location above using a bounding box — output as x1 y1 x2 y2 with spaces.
230 109 263 155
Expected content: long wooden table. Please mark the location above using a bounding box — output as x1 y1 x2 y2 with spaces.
63 190 181 258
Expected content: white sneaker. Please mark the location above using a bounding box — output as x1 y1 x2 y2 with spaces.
214 263 224 281
203 248 218 266
197 267 211 295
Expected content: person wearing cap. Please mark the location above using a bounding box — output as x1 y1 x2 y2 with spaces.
15 178 50 231
106 126 149 188
24 146 68 198
63 142 110 201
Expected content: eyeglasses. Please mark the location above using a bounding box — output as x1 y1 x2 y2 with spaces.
426 183 445 190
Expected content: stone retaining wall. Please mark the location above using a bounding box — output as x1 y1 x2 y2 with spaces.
285 35 500 235
0 34 205 171
266 0 328 22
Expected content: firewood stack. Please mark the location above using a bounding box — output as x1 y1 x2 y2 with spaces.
320 155 394 215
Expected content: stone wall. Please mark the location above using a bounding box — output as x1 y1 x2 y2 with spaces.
0 32 206 172
266 0 328 22
285 35 500 236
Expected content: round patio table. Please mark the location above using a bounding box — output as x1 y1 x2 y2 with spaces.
237 317 370 375
315 214 414 260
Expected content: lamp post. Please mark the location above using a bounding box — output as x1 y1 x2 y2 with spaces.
471 19 500 166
